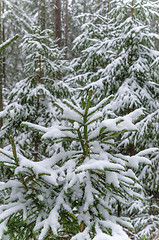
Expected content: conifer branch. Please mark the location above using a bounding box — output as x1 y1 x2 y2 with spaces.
0 35 19 53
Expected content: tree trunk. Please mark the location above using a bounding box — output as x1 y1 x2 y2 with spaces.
64 0 68 59
0 0 3 129
34 57 42 162
49 0 55 40
34 1 45 161
55 0 62 47
2 0 5 87
127 2 135 157
38 0 46 31
127 107 135 156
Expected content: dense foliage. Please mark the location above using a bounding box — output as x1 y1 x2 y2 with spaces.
0 0 158 239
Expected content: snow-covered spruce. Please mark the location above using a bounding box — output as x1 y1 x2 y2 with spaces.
101 2 159 237
0 90 151 239
105 0 159 114
2 0 37 86
0 27 68 160
67 0 159 110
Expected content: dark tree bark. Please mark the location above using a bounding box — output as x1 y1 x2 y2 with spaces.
64 0 68 59
2 0 5 87
55 0 62 47
0 0 3 129
49 0 55 40
34 57 42 162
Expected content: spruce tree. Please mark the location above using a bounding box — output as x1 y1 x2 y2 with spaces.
67 1 159 238
105 1 159 238
0 27 66 160
0 34 19 148
0 90 151 239
2 0 36 87
68 0 159 107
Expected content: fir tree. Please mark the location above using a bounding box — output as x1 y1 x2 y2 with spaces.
0 27 66 160
105 1 159 238
68 0 159 109
2 0 36 87
0 90 151 239
67 1 159 238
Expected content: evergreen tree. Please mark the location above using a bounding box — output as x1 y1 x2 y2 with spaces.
2 0 36 87
105 1 159 238
67 1 159 238
68 0 100 57
0 34 19 148
0 1 158 239
0 90 151 239
0 27 66 160
68 0 159 108
105 0 159 114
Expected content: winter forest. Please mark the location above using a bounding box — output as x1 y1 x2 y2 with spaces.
0 0 158 239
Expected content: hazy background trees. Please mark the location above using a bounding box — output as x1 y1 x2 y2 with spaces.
0 0 158 239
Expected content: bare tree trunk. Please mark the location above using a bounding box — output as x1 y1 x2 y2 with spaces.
2 0 5 87
49 0 55 40
0 0 3 129
38 0 46 31
64 0 68 59
55 0 62 47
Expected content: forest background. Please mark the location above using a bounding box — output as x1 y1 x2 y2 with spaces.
0 0 158 239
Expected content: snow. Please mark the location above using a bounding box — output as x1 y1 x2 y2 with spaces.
0 203 26 222
99 113 138 132
106 172 120 188
0 35 19 50
76 159 124 172
22 121 48 132
93 221 131 240
0 0 158 239
83 174 94 212
42 126 65 139
0 220 8 239
15 155 59 186
0 182 5 190
136 148 159 156
71 227 91 240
